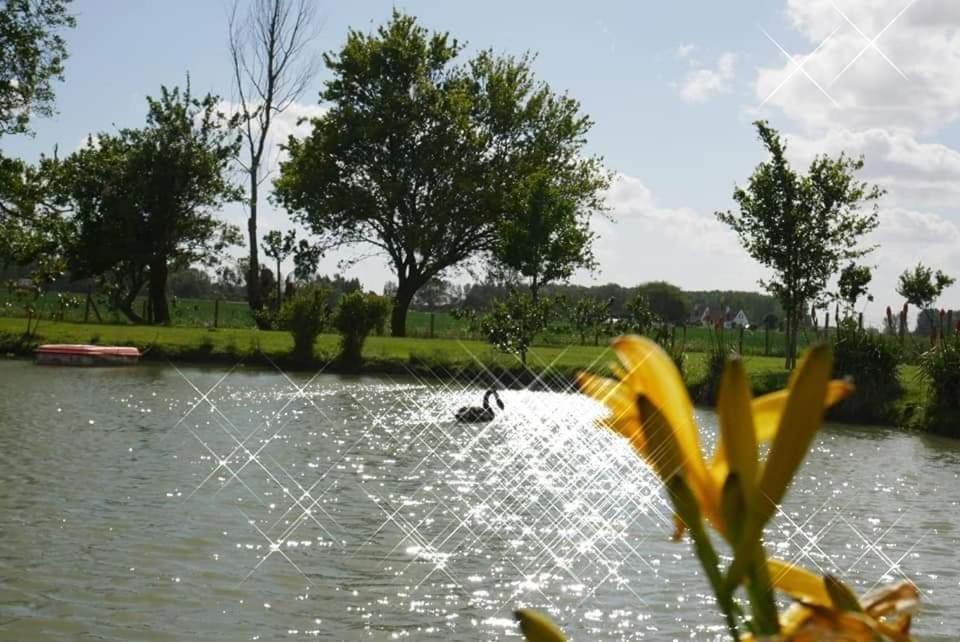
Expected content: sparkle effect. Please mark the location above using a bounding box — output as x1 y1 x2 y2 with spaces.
157 345 933 639
759 0 917 107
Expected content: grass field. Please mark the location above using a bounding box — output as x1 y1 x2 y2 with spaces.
0 289 869 357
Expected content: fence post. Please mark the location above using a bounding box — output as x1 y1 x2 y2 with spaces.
89 292 103 323
858 312 863 331
214 298 220 329
738 325 744 355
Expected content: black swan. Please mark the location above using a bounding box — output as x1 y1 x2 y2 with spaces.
455 389 504 423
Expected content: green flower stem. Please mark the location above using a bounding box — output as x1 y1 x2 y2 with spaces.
743 541 779 636
668 477 741 640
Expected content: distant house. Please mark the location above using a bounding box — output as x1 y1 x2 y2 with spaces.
730 309 750 329
700 305 749 329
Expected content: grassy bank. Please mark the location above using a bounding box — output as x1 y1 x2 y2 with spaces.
0 317 932 430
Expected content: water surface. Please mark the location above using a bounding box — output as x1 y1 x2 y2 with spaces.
0 360 957 640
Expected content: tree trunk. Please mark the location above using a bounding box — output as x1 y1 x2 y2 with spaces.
390 282 416 337
117 292 146 324
787 310 801 370
783 312 793 370
148 260 170 324
276 258 282 311
247 171 261 311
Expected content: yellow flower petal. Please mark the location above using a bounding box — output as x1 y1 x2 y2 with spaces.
514 609 567 642
727 345 834 588
717 358 758 491
767 558 832 605
752 380 855 443
756 344 833 523
612 336 713 508
635 395 683 482
577 372 636 419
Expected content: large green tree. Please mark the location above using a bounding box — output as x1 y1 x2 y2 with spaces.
274 11 608 336
717 121 882 368
64 83 242 323
0 0 75 275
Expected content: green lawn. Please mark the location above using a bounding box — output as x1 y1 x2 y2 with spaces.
0 316 819 391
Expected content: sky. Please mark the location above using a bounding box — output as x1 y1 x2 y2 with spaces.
6 0 960 323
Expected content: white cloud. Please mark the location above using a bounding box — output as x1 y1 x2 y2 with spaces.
679 52 736 103
574 174 763 289
755 0 960 133
745 0 960 312
782 127 960 210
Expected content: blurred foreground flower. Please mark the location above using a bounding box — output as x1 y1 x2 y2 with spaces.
514 336 920 641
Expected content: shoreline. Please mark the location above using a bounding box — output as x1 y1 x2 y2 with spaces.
0 317 947 435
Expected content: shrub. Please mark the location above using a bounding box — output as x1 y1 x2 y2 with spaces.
477 290 553 365
830 322 902 423
332 292 390 369
279 285 331 363
697 343 730 405
695 327 733 404
919 337 960 411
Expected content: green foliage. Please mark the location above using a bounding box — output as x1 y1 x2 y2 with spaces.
635 281 690 325
62 82 242 324
919 338 960 412
0 0 75 136
897 262 954 334
493 172 601 299
332 291 391 368
717 121 882 368
0 0 72 288
697 329 734 404
261 229 296 310
570 296 612 345
836 262 873 313
274 10 608 336
279 284 330 363
621 293 657 334
0 152 72 287
412 277 458 311
830 322 902 423
897 262 955 310
479 289 553 365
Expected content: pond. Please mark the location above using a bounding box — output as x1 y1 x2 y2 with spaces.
0 359 958 641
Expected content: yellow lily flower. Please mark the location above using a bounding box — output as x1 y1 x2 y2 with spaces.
745 560 919 641
577 336 853 543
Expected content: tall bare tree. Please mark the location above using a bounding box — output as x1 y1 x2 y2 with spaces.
228 0 319 317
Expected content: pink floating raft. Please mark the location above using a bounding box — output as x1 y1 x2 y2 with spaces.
35 344 141 366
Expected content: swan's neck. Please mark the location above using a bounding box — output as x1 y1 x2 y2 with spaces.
483 390 498 410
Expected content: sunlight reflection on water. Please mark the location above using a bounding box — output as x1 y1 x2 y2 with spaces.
0 361 958 640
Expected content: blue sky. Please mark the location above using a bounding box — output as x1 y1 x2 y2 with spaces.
7 0 960 320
